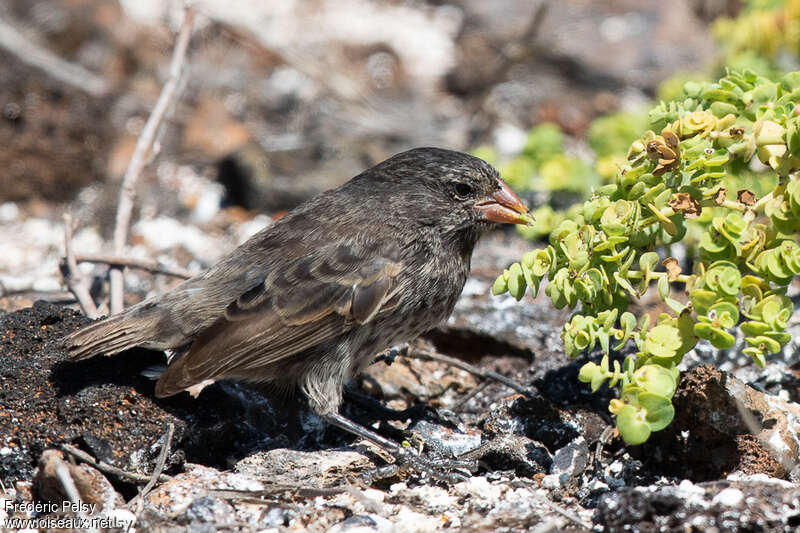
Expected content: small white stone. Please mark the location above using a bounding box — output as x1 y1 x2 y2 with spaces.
608 460 624 475
0 202 19 222
587 479 609 492
541 474 561 490
454 476 502 501
712 487 744 507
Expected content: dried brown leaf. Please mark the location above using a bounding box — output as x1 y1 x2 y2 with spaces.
668 192 702 219
662 257 681 282
737 189 757 206
714 187 728 206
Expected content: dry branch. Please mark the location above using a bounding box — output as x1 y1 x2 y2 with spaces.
130 423 175 519
0 17 110 97
141 423 174 499
61 213 99 319
60 444 172 485
110 5 195 314
75 254 193 279
404 347 537 399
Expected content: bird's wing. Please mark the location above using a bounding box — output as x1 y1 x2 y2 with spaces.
155 239 405 397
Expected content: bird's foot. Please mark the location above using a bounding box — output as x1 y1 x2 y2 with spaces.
360 446 476 485
323 412 475 484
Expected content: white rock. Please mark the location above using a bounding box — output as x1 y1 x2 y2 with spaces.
0 202 19 222
712 487 744 507
454 476 502 501
541 474 561 490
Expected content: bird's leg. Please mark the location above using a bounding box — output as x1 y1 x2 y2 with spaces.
322 412 475 484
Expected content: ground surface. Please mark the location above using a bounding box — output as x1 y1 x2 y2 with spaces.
1 1 800 531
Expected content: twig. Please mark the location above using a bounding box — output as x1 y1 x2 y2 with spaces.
55 460 82 508
75 254 193 279
55 456 99 533
110 4 195 314
452 380 490 412
210 485 348 502
404 348 537 399
143 424 174 498
62 213 99 319
0 17 110 97
60 444 171 485
131 423 174 517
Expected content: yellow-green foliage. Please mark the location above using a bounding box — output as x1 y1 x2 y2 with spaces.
493 69 800 445
713 0 800 77
473 123 599 195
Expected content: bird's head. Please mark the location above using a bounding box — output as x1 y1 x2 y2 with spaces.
362 147 532 234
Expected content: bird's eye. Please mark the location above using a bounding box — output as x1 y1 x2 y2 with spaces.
451 181 473 199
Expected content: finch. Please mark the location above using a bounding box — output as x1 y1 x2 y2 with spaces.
65 147 530 478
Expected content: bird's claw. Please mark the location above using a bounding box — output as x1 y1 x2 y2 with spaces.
361 446 476 485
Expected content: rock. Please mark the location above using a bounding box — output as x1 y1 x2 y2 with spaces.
550 437 589 481
405 419 482 458
594 478 800 531
33 449 123 513
469 433 552 478
142 464 272 529
482 396 603 452
642 365 800 480
234 448 373 487
360 354 478 408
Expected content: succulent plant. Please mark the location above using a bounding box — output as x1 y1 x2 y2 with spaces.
493 69 800 444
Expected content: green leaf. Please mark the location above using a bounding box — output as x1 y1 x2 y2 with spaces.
492 272 509 295
638 392 675 431
531 248 553 277
743 347 767 368
643 324 682 359
507 263 526 301
690 289 718 315
694 323 736 349
740 320 770 336
745 335 782 354
616 404 651 445
633 365 678 398
578 362 600 384
708 301 739 329
657 275 670 301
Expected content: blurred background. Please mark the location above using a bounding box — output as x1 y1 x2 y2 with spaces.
0 0 793 307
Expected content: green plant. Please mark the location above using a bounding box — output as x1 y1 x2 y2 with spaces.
492 69 800 445
472 123 600 196
712 0 800 78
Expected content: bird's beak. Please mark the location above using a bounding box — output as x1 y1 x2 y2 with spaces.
475 179 533 225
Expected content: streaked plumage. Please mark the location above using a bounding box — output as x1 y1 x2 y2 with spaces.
66 147 530 415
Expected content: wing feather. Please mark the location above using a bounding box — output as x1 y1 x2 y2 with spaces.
155 240 404 397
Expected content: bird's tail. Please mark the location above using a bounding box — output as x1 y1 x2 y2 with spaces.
65 307 161 361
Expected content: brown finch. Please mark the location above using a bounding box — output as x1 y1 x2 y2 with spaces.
66 147 531 480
